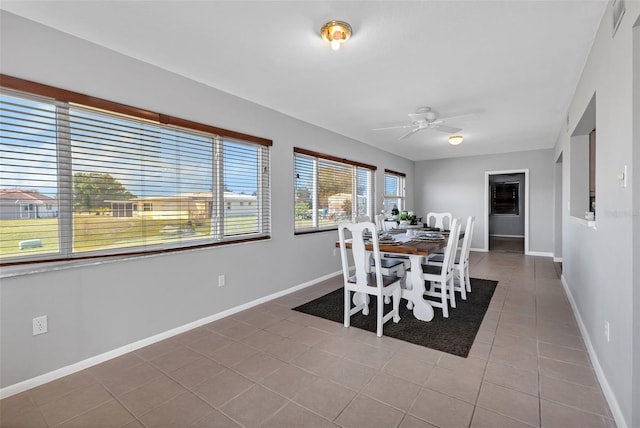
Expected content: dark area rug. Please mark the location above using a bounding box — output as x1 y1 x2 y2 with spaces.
293 278 498 358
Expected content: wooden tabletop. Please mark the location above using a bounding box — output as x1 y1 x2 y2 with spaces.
336 238 446 256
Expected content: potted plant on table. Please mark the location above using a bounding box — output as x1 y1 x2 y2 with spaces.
398 211 412 227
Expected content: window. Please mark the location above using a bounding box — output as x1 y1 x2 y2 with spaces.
491 182 520 215
294 148 375 233
0 77 271 264
383 169 405 214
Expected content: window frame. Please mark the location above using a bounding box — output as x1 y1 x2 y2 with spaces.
0 74 272 266
293 147 376 235
383 169 406 214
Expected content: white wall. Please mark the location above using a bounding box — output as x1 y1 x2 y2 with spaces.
414 149 555 254
0 12 414 390
554 3 640 427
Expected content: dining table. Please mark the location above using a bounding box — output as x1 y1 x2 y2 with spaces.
336 229 448 322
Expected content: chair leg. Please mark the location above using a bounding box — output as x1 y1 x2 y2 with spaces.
457 267 467 300
465 265 472 292
448 276 457 309
376 293 384 337
344 289 350 328
441 281 449 318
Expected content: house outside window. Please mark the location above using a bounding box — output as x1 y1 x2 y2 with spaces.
0 80 272 264
294 148 375 233
383 169 405 214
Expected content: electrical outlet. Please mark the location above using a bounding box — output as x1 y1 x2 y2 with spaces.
33 316 47 336
218 274 225 287
605 320 610 342
617 165 627 188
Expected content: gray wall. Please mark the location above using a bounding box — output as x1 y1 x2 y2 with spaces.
569 134 590 218
0 12 415 389
554 4 639 426
554 155 563 260
414 149 555 254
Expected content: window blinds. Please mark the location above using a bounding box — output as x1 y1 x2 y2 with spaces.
0 88 271 264
294 148 375 233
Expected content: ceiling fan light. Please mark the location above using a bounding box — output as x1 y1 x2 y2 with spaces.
449 135 463 145
321 20 352 51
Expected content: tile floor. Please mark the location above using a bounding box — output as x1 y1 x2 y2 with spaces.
1 252 615 427
489 236 524 254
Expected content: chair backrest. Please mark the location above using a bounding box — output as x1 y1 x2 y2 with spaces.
458 216 475 263
374 213 386 231
440 218 461 274
426 212 453 230
338 221 385 290
354 215 370 223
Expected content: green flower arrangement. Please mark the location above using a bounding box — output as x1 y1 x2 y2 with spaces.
398 211 412 221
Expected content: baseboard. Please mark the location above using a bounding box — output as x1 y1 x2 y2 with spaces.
553 256 563 263
490 234 525 238
525 250 554 257
0 270 342 399
470 247 488 252
560 274 627 428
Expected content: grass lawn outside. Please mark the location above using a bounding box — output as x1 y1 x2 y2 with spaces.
0 215 260 260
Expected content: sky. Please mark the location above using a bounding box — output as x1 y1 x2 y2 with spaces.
0 93 258 199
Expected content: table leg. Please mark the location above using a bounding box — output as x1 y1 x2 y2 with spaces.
401 254 434 321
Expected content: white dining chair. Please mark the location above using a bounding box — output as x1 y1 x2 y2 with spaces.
425 212 453 230
356 213 405 277
420 218 461 318
427 216 474 299
338 221 401 337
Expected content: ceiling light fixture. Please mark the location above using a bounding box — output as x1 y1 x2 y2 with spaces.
449 135 464 145
320 20 352 51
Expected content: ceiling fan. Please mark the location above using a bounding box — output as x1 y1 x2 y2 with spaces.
373 106 470 140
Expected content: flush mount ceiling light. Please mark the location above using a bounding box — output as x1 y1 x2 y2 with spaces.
320 20 352 51
448 135 464 145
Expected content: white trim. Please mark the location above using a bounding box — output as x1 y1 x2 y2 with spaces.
484 169 530 254
561 275 628 428
553 257 563 263
0 270 341 400
490 234 525 238
526 251 554 258
470 247 488 252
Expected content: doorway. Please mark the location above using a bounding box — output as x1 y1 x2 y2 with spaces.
484 169 529 254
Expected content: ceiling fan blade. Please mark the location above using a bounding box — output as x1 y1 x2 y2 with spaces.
372 124 414 131
438 112 480 122
398 127 421 140
431 124 462 133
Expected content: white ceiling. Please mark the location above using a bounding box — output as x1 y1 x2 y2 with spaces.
1 1 607 161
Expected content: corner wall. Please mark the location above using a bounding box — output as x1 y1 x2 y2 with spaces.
0 12 414 391
414 149 555 254
555 3 640 426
